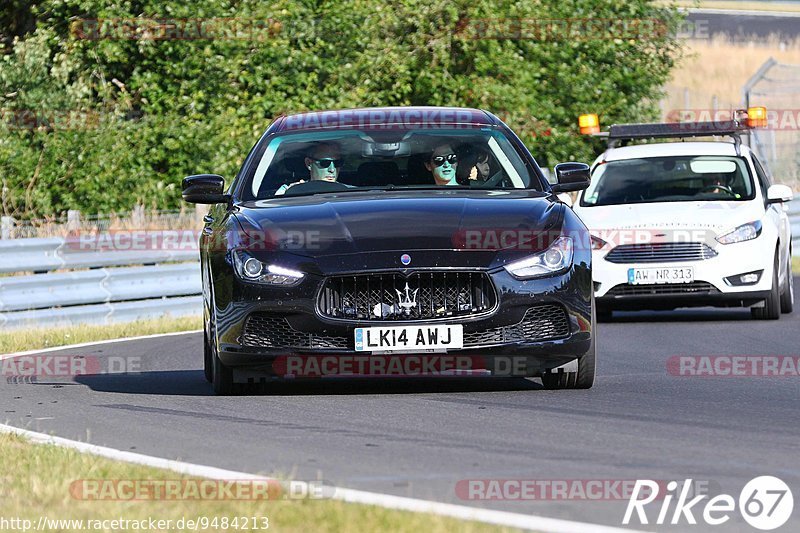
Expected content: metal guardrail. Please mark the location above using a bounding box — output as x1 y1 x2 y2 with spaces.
0 236 201 330
0 296 202 330
0 235 198 273
0 263 200 312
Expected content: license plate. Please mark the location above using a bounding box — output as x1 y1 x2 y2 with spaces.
354 325 463 352
628 266 694 285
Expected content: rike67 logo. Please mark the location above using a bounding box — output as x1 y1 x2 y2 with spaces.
623 476 793 530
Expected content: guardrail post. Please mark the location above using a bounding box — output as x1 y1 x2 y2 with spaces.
1 216 14 239
67 210 82 232
132 204 145 229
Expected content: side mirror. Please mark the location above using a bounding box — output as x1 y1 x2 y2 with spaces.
551 162 591 193
182 174 230 204
766 184 793 204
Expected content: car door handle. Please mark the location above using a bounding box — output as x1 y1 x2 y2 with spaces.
203 215 214 224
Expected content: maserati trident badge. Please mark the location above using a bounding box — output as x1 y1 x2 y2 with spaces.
396 283 419 315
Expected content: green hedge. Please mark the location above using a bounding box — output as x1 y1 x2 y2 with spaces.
0 0 682 218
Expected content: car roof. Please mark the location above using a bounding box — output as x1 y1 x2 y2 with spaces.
600 141 747 162
274 106 496 132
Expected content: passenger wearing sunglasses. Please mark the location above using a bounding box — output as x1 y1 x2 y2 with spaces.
424 143 459 186
276 143 343 195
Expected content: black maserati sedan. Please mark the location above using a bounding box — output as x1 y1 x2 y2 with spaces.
182 107 595 394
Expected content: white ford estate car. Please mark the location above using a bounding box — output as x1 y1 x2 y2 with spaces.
573 116 794 320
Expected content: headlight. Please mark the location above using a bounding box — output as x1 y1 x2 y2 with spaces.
716 221 762 245
232 250 305 285
503 236 573 279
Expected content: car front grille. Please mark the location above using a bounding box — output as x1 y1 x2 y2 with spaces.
241 305 570 350
605 282 719 297
605 242 717 264
318 271 496 321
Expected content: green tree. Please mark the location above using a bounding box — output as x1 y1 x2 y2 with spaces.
0 0 683 218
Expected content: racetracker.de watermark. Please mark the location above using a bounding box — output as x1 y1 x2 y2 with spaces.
69 479 331 500
457 17 669 41
70 18 287 41
453 228 716 251
0 109 106 131
273 354 548 378
456 479 714 501
281 108 480 131
2 355 140 383
667 108 800 131
667 356 800 377
64 229 323 253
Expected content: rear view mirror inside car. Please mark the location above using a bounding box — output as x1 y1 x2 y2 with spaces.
690 160 737 174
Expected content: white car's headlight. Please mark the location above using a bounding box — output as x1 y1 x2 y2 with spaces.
716 221 762 245
233 251 305 285
503 236 574 279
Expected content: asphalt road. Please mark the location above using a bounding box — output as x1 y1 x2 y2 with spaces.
3 283 800 532
685 9 800 41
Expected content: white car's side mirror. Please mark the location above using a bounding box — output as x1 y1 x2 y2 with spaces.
766 184 793 204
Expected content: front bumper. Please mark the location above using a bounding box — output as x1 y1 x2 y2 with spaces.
593 236 776 310
212 264 593 379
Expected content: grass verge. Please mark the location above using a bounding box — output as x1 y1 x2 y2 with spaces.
793 256 800 274
0 315 202 354
665 36 800 113
0 433 514 533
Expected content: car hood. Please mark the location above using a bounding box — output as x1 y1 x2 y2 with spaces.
574 201 763 235
233 189 563 270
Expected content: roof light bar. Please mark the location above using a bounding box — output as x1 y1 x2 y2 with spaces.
578 107 768 151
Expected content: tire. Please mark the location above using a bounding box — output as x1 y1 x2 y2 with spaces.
211 336 236 395
203 328 213 383
596 306 613 322
541 300 596 389
780 251 794 314
752 253 781 320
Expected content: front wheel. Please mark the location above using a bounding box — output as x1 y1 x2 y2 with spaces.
541 304 596 389
752 253 781 320
203 328 213 383
212 341 236 395
780 251 794 314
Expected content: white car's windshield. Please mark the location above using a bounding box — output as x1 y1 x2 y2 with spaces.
243 128 538 199
581 156 755 206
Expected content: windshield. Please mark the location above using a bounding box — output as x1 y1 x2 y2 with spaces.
242 128 540 199
581 156 755 206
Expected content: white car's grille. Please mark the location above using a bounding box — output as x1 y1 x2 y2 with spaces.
605 242 717 264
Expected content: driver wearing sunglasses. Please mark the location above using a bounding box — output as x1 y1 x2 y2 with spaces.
424 143 459 186
275 142 343 195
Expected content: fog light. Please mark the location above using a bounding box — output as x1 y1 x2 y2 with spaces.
724 270 763 287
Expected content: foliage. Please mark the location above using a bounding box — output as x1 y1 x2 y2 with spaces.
0 0 683 218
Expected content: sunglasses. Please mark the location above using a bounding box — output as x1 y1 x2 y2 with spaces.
314 158 344 169
431 154 458 167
